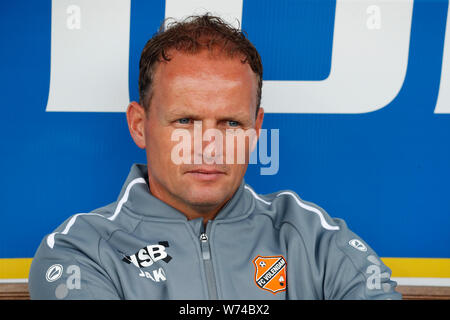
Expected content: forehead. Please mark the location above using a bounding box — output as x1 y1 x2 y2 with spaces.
150 49 258 115
157 48 253 77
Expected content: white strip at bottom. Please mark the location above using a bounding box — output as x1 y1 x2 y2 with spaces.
392 277 450 287
0 278 28 284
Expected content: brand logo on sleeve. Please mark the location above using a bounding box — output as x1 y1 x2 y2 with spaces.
46 264 63 282
349 239 368 252
252 255 287 294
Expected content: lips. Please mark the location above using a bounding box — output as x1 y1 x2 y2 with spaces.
186 168 224 174
184 167 226 181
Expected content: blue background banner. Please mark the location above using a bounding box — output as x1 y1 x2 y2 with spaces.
0 0 449 261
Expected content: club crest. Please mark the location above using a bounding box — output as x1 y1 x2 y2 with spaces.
252 255 287 294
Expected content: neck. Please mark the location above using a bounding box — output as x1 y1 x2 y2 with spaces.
147 180 232 225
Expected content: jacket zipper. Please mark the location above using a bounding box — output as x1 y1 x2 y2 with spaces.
199 222 219 300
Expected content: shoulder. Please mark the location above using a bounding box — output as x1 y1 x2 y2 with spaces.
244 186 401 299
244 185 341 234
31 199 133 270
28 203 123 299
44 202 118 249
244 185 378 263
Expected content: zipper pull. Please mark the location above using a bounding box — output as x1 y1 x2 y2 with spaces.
199 232 210 260
200 233 208 242
198 229 218 299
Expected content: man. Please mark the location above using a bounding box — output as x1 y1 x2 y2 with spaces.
29 14 401 300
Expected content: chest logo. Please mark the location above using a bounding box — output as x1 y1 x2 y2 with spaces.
122 241 172 268
121 241 172 282
252 255 287 294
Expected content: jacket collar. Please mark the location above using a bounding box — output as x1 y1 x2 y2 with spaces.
116 164 254 223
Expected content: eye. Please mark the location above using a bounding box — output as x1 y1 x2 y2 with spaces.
227 120 240 127
177 118 191 125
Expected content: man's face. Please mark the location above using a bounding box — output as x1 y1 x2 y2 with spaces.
129 49 263 219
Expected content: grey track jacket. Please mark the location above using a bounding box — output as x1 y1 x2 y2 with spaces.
29 164 401 300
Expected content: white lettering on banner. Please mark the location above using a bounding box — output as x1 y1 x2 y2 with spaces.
46 0 131 112
262 0 413 113
45 0 436 114
434 4 450 114
164 0 243 28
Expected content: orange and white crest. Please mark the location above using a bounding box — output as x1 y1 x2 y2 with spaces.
252 255 287 294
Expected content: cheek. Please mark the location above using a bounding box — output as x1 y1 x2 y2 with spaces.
225 164 248 189
223 132 255 165
145 125 177 164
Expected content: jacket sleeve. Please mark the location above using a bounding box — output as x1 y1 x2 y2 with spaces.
322 219 402 300
28 216 121 300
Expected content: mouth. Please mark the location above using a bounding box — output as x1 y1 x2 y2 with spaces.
184 167 226 181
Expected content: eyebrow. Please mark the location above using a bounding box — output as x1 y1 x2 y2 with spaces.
164 109 200 121
165 108 252 123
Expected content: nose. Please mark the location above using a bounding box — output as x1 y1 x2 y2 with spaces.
193 120 224 165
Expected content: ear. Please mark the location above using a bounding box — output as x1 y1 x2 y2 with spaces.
126 101 146 149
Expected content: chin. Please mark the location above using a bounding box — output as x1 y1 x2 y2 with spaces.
182 184 229 206
186 190 226 206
